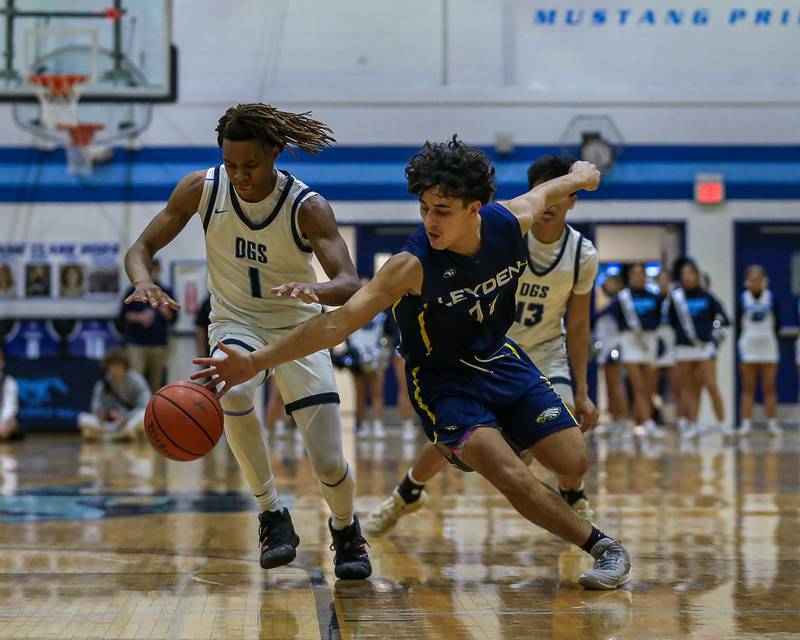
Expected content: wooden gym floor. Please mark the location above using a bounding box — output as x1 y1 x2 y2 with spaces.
0 423 798 639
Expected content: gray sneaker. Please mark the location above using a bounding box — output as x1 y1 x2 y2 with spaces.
579 539 632 590
363 488 427 537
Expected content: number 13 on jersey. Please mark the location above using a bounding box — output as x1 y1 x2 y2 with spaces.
515 301 543 327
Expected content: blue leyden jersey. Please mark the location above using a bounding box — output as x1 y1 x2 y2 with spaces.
394 202 528 368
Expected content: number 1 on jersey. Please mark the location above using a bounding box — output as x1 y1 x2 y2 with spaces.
249 267 262 298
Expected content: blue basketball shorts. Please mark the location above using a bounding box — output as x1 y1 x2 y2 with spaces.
405 340 578 461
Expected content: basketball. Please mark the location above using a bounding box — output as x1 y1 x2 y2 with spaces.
144 381 224 461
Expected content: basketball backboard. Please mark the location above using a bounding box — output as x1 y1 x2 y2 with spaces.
0 0 175 102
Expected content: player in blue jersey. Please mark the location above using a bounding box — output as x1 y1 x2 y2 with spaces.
193 137 633 589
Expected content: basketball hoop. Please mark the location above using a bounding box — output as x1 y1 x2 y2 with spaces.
28 74 106 175
28 74 88 130
57 122 105 175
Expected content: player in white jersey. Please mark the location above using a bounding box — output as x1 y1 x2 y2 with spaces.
124 104 370 579
363 155 600 536
736 264 782 436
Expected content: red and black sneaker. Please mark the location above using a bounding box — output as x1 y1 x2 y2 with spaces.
328 515 372 580
258 507 300 569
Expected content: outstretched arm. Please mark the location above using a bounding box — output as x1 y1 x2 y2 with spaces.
124 171 205 308
193 252 422 396
499 161 601 235
271 195 360 306
566 291 599 431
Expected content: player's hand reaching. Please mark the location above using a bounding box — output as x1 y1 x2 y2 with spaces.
271 282 321 304
125 280 180 310
569 161 601 191
191 342 259 398
573 392 600 433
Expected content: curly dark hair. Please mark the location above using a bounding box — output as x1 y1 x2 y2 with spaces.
405 135 495 204
216 103 335 156
526 154 576 189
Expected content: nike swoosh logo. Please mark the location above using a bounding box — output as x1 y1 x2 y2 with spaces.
214 208 229 213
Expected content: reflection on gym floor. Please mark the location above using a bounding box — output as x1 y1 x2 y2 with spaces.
0 426 798 639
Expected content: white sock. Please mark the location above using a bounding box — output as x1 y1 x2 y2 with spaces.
254 477 281 513
225 412 281 512
216 354 281 513
321 463 356 530
293 403 355 530
767 419 780 429
741 419 752 429
402 419 415 429
678 417 689 430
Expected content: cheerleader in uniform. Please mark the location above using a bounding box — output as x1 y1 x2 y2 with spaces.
737 265 782 436
611 263 663 437
665 260 731 437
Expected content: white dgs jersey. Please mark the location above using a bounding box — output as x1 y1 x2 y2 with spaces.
199 166 321 329
507 225 598 354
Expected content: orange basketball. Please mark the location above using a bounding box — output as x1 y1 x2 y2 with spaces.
145 381 224 461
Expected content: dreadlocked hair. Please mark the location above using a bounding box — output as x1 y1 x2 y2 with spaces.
216 103 335 156
405 135 495 204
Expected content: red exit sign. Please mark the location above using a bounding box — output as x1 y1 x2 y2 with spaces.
695 173 725 204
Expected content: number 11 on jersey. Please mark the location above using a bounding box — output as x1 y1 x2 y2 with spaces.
469 296 499 323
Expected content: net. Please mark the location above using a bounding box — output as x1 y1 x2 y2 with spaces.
28 74 88 130
57 123 105 175
28 74 105 175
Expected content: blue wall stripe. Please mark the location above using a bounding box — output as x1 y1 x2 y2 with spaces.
2 144 800 202
4 144 800 164
4 183 800 202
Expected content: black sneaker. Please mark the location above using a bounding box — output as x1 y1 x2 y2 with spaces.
328 515 372 579
258 507 300 569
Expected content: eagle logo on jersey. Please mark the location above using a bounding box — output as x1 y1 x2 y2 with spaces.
536 407 562 424
443 268 456 279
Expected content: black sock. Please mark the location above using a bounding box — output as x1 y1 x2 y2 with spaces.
559 486 587 506
581 526 611 555
396 472 425 504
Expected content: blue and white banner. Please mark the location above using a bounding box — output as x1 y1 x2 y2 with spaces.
0 242 121 318
513 1 799 90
